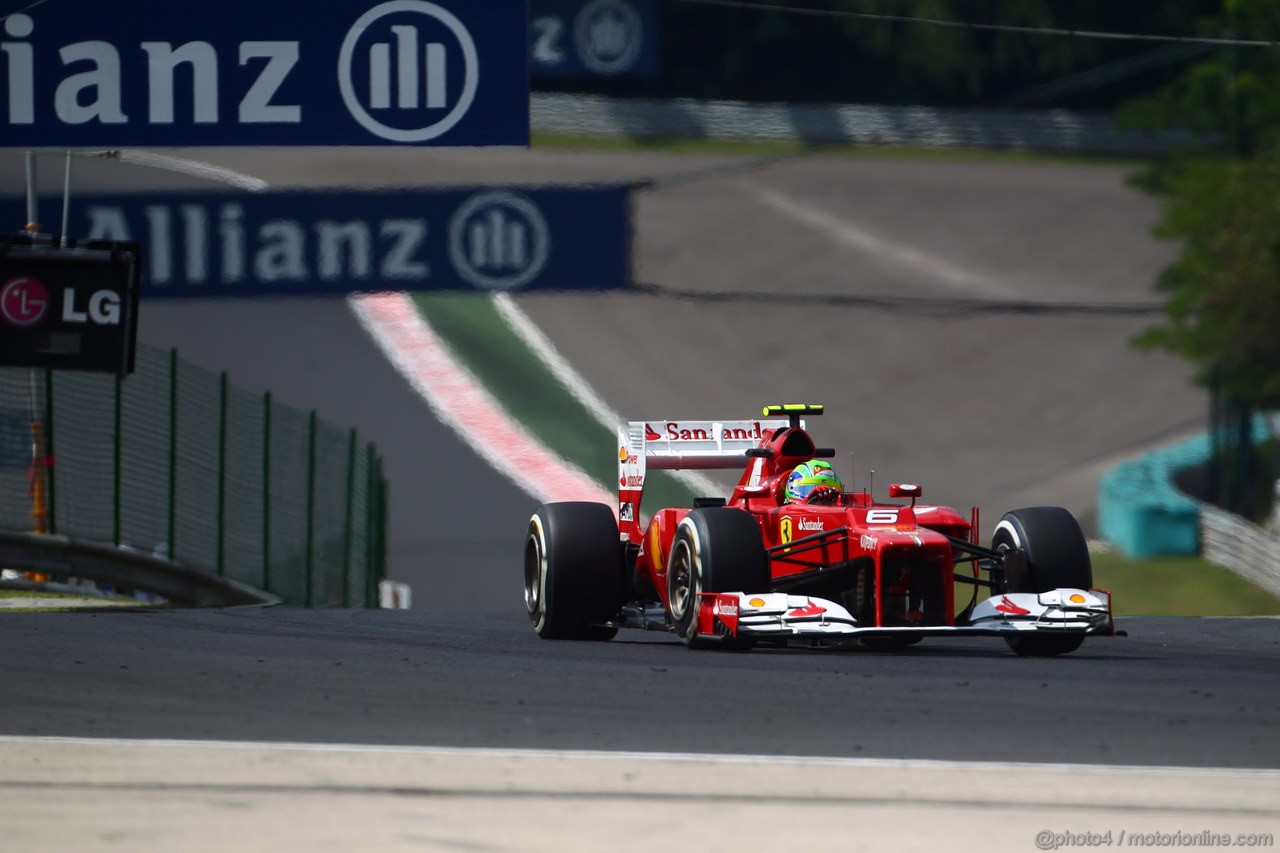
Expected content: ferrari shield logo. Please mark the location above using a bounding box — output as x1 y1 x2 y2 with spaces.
780 516 793 544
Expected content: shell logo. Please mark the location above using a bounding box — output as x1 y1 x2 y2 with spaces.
748 598 767 608
619 446 628 462
1069 593 1087 604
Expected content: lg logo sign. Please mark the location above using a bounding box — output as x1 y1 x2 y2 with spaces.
0 277 48 328
0 276 121 329
0 242 139 375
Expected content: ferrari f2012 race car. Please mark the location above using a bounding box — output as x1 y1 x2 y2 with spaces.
524 404 1115 656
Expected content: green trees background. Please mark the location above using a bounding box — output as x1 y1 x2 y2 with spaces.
1125 2 1280 519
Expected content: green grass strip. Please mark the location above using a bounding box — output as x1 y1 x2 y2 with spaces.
1091 551 1280 617
412 293 701 514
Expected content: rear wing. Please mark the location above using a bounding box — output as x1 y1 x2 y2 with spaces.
616 418 793 540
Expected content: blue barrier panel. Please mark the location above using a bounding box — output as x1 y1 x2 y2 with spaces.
1098 416 1275 558
1099 460 1201 558
31 186 631 297
0 0 528 147
530 0 659 78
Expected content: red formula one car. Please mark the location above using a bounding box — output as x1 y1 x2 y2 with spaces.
524 404 1114 656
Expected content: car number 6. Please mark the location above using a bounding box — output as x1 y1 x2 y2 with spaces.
866 509 899 524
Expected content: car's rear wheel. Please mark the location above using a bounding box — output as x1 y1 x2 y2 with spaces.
667 508 768 649
992 506 1092 657
525 502 625 640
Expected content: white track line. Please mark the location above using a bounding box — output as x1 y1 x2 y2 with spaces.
493 292 721 496
95 150 271 192
350 292 613 507
752 185 1019 299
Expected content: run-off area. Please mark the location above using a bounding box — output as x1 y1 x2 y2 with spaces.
1 737 1276 853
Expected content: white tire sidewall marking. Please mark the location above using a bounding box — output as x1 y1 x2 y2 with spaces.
528 514 549 631
670 517 702 623
994 519 1022 549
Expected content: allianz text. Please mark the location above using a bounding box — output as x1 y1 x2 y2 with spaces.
85 203 429 288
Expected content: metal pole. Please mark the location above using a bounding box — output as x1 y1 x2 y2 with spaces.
113 374 122 547
216 371 228 576
166 349 178 561
59 150 72 247
341 428 356 608
377 456 388 591
262 391 272 594
26 370 48 536
365 443 376 608
43 369 56 534
304 409 317 608
24 150 37 231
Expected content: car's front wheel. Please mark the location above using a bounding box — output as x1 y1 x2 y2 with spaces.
667 508 768 648
992 506 1092 657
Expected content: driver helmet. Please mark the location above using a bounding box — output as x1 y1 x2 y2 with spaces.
785 460 843 503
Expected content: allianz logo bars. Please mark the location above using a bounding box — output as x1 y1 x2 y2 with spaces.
367 23 448 111
0 0 527 147
22 186 632 297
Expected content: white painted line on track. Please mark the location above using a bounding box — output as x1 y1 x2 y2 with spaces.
90 150 272 192
350 291 613 507
752 184 1021 299
492 291 722 496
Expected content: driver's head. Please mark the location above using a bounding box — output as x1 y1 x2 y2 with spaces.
785 460 843 503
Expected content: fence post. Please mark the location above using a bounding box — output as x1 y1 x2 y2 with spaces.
365 443 376 608
341 428 356 609
304 409 316 608
43 368 56 534
376 455 388 590
167 348 178 560
113 373 122 547
262 390 272 593
216 371 227 576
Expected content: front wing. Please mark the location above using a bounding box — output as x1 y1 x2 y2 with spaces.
696 589 1114 644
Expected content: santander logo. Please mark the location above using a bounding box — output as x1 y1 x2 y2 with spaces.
644 421 768 442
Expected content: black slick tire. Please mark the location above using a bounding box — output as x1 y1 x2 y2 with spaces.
666 508 768 649
991 506 1093 657
525 502 625 640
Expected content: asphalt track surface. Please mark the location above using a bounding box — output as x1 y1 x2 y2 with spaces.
1 610 1277 769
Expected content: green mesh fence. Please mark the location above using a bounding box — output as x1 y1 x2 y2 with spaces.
0 344 387 606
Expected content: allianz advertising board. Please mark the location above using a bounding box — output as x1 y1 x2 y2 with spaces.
530 0 659 78
0 0 528 147
32 186 631 298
